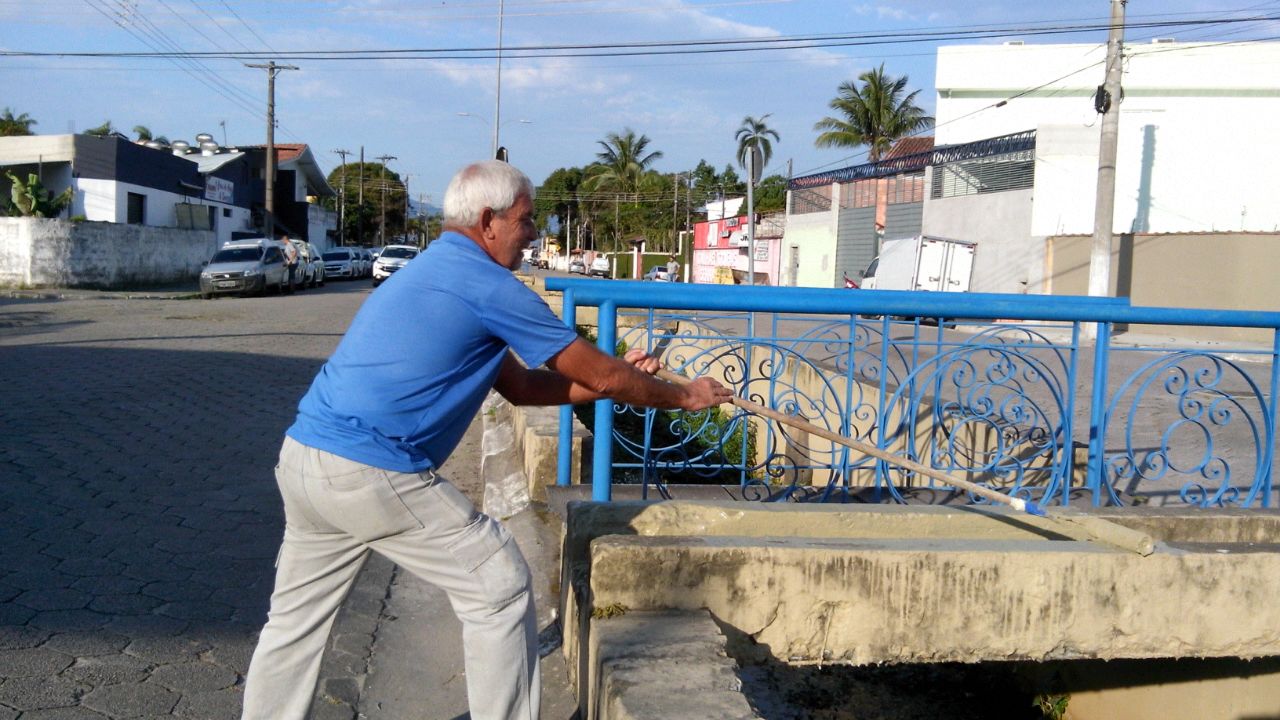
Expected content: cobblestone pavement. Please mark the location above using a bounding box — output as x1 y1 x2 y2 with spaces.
0 282 398 719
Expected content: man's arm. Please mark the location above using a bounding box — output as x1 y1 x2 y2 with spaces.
492 339 731 411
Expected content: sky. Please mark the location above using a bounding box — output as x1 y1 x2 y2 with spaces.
3 0 1276 206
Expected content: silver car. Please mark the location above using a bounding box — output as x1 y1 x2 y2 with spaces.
199 239 291 298
322 247 360 279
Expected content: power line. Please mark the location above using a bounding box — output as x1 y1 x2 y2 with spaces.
9 14 1277 60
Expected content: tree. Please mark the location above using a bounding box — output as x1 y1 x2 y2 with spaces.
583 128 664 194
0 108 37 137
735 114 780 182
534 167 585 245
4 171 73 218
324 162 404 245
84 121 116 138
813 64 933 162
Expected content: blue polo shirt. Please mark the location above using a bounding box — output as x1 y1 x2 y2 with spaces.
287 232 579 472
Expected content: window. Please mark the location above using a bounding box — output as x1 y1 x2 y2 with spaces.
126 193 146 225
222 208 231 217
931 150 1034 199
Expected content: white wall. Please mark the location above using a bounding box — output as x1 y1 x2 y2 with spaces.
935 42 1280 234
922 172 1035 294
0 217 217 288
781 210 838 288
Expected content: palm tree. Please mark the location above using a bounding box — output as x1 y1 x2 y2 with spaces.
813 64 933 162
85 120 116 138
735 114 780 183
583 128 663 193
0 108 37 137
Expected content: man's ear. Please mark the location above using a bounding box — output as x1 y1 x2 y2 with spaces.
478 207 496 236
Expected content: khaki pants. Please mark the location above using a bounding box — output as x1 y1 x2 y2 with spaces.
242 436 539 719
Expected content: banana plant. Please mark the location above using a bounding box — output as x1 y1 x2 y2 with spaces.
4 171 73 218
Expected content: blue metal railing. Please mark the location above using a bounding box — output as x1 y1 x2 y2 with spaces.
547 278 1280 509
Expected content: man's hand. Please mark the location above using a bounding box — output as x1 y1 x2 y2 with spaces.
622 348 661 375
680 376 735 412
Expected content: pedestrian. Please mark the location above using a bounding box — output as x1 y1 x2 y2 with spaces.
280 234 299 290
241 160 733 720
666 254 680 282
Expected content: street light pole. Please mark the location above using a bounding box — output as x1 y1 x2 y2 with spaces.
493 0 505 158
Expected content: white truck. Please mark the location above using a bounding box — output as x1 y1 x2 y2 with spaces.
859 235 976 292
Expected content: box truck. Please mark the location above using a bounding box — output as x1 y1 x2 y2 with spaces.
859 235 976 292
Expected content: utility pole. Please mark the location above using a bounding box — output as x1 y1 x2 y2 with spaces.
358 146 364 245
672 172 680 254
332 148 351 247
375 154 397 245
245 61 298 239
1086 0 1127 339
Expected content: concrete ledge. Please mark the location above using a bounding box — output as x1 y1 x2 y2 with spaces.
498 399 593 502
588 610 761 720
588 534 1280 665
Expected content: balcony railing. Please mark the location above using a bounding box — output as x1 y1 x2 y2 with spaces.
546 278 1280 510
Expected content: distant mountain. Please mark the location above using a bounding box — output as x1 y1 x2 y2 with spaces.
408 198 440 216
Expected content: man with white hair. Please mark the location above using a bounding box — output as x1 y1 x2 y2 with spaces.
241 160 732 720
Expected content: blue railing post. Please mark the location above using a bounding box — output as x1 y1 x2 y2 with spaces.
592 300 618 501
1086 324 1113 505
1265 329 1280 507
557 289 577 487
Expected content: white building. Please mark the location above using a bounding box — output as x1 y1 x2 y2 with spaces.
928 40 1280 293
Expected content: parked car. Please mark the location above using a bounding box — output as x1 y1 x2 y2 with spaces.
289 239 318 289
643 265 671 282
589 256 611 278
568 257 587 275
358 247 376 278
322 247 361 279
303 241 326 287
199 238 290 298
372 244 419 287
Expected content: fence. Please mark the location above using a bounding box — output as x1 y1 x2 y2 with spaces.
546 278 1280 510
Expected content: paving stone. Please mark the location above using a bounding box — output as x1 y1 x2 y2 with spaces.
42 631 129 657
0 647 73 677
0 705 16 720
318 677 361 706
171 687 244 720
14 708 108 719
14 589 92 612
121 563 193 583
204 642 256 676
88 593 163 615
54 559 125 578
29 610 109 633
104 614 188 639
141 580 214 603
81 682 177 717
0 585 19 603
70 575 145 596
0 625 51 650
309 698 357 720
150 661 238 693
156 600 234 622
0 605 36 626
2 570 70 592
63 653 153 685
0 675 85 711
123 636 209 664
